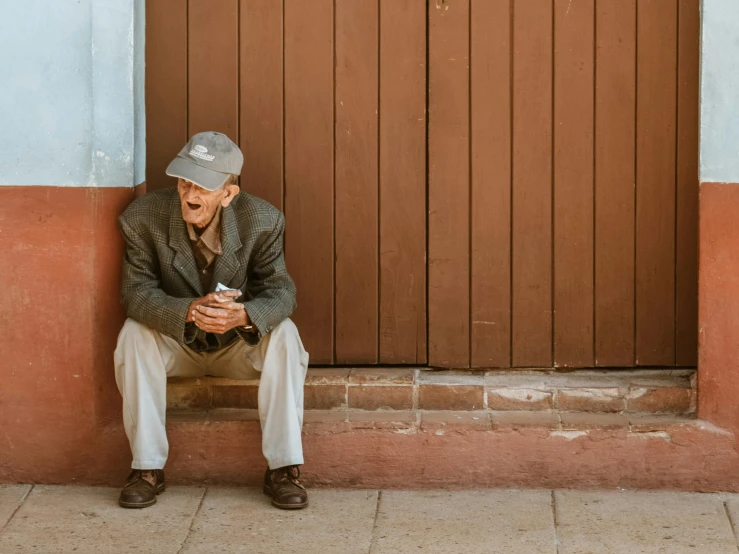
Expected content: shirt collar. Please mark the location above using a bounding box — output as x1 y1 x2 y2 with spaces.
186 204 223 255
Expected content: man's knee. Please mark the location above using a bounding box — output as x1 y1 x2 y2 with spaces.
114 319 159 373
117 318 152 349
267 318 308 366
270 318 299 340
269 318 303 351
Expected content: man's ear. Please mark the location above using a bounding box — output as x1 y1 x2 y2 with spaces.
221 184 240 207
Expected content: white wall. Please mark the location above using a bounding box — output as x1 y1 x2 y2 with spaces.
0 0 145 187
700 0 739 183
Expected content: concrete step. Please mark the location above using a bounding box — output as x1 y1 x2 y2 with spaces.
167 368 696 416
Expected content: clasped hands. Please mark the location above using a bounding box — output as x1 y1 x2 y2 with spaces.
186 290 251 334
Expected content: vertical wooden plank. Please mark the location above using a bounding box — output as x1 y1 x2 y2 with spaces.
470 0 511 368
594 0 635 367
240 0 283 210
335 0 379 363
188 0 239 138
284 0 334 363
635 0 677 366
512 0 553 367
379 0 427 364
428 0 470 368
145 0 187 190
553 0 594 367
676 0 699 366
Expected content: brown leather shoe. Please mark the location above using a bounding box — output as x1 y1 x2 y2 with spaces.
263 466 308 510
119 469 166 509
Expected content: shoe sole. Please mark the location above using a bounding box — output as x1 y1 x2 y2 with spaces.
119 484 166 509
263 485 308 510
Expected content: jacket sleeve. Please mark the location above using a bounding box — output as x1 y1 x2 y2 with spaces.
119 214 194 343
240 212 297 344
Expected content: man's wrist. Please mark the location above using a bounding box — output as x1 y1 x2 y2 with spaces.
241 304 255 332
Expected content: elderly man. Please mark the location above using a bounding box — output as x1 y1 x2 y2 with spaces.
114 132 309 510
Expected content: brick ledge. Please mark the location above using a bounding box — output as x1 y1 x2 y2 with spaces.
169 408 702 434
168 368 697 415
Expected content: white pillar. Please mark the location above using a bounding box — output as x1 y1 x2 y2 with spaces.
0 0 145 188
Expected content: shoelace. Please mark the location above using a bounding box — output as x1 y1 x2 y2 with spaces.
275 466 305 490
126 469 158 488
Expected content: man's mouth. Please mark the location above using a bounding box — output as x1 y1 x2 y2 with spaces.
186 202 201 210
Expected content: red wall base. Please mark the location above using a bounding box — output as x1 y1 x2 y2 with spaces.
0 184 144 482
4 417 739 491
698 182 739 431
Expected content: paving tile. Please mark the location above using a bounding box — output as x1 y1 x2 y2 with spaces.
180 488 377 554
720 494 739 547
0 485 31 531
0 485 205 554
371 490 556 553
555 491 737 554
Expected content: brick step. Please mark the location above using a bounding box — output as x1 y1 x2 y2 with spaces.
171 408 697 434
167 368 696 416
158 409 737 490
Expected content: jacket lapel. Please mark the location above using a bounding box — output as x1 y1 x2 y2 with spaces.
168 195 204 295
211 204 243 291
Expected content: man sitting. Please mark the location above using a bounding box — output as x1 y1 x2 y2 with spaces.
114 132 309 510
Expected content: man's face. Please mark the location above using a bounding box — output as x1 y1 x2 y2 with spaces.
178 179 233 229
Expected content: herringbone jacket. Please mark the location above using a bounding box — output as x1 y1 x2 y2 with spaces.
118 188 296 352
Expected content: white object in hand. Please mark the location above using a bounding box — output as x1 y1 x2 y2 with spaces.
214 282 242 300
215 283 251 331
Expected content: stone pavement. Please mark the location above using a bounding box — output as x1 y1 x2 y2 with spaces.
1 485 739 553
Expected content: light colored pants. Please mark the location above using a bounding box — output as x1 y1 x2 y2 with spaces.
114 317 309 470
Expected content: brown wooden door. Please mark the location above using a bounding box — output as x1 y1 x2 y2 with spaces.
146 0 699 369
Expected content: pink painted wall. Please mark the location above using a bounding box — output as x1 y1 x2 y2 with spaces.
698 182 739 431
0 185 142 482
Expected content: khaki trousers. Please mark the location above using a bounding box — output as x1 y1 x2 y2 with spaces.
114 317 309 470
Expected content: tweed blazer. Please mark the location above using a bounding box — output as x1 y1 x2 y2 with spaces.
118 187 297 352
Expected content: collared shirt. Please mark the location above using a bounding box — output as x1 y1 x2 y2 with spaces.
187 205 223 292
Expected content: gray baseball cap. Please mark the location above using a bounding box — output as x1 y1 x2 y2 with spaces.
165 132 244 191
